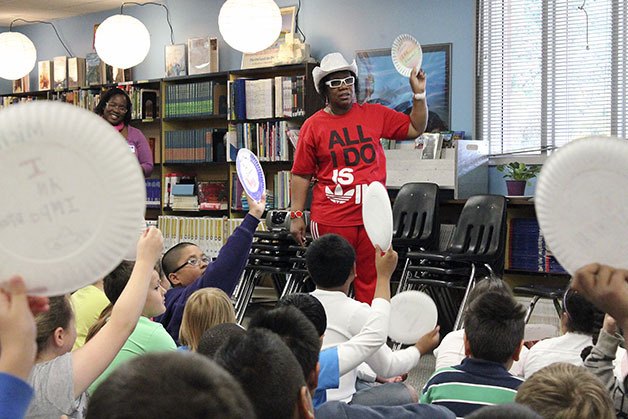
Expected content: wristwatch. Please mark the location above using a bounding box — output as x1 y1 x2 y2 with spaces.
413 92 426 101
290 210 304 219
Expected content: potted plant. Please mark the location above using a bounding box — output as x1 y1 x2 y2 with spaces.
496 162 541 196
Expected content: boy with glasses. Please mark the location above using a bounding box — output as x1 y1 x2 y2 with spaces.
157 195 265 342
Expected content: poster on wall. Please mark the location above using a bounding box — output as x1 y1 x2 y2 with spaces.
355 43 451 130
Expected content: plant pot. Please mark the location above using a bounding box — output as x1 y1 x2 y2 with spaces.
506 180 526 196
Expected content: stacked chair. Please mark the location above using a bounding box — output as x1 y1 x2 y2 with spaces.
397 194 507 334
233 230 312 323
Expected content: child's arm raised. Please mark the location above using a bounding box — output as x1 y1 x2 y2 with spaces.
71 227 163 397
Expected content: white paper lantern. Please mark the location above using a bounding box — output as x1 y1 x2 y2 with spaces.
95 14 150 69
0 31 37 80
219 0 282 54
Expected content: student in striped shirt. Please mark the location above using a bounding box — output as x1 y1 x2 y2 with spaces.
420 290 526 417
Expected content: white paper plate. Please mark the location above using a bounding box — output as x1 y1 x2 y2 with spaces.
0 101 146 296
389 291 438 344
535 136 628 275
362 181 393 251
236 148 265 202
391 34 423 77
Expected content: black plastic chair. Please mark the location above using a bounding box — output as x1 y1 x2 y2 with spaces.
398 194 507 332
513 284 565 323
392 182 440 251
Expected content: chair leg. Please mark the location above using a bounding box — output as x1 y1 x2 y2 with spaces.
552 298 563 320
396 257 412 294
524 295 541 324
453 264 477 331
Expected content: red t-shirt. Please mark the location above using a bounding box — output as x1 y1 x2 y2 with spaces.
292 103 411 226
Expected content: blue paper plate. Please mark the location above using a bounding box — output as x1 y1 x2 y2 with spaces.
236 148 265 203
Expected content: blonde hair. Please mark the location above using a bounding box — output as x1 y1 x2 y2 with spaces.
179 288 236 351
515 363 615 419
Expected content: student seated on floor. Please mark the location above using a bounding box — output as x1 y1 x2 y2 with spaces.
420 290 526 417
307 234 440 405
279 245 400 407
522 288 603 378
516 362 615 419
156 195 264 342
86 352 255 419
434 276 529 376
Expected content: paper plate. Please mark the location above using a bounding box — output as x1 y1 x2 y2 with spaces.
391 34 423 77
236 148 265 202
535 136 628 275
389 291 438 344
362 181 393 251
0 101 147 296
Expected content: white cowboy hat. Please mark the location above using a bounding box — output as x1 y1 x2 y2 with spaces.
312 52 359 93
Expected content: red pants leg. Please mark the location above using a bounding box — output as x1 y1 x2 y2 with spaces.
310 221 377 304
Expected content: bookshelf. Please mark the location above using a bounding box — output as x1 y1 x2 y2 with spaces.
225 63 323 217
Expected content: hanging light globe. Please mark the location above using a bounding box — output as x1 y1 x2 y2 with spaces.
0 31 37 80
219 0 282 54
95 14 150 69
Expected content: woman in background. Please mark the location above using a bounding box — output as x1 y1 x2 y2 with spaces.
95 88 153 177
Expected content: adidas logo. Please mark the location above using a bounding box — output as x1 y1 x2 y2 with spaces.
325 184 354 204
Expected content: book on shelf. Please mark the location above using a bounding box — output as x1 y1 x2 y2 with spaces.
420 133 443 159
12 75 29 93
38 60 53 91
165 44 187 77
145 178 161 208
230 174 245 210
140 89 159 119
209 37 219 73
86 52 105 86
112 66 127 83
244 78 274 120
67 57 86 89
53 56 67 90
188 37 212 75
213 82 227 115
198 181 229 210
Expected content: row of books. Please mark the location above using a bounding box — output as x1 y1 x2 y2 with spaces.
117 85 160 120
145 179 161 208
164 128 227 163
273 170 291 210
158 215 267 257
507 218 567 274
164 81 227 118
34 54 130 92
227 75 306 120
225 121 299 162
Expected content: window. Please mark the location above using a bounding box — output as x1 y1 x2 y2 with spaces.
477 0 628 155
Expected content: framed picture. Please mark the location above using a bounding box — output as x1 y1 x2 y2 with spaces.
241 5 298 69
165 44 187 77
355 43 452 131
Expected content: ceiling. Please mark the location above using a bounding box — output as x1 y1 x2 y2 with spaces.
0 1 138 27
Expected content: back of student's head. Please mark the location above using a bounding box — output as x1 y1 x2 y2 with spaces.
103 260 136 303
86 351 255 419
466 276 512 306
197 323 246 358
465 291 526 363
278 292 327 337
215 328 305 419
161 242 196 277
515 363 615 419
305 234 355 288
249 306 321 381
466 403 542 419
35 295 73 355
179 287 236 351
562 289 602 335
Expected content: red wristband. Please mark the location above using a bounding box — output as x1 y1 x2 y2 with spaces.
290 210 304 219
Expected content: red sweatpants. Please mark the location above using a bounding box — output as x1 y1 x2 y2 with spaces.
311 221 376 304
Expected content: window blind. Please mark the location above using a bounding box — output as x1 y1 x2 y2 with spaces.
477 0 628 155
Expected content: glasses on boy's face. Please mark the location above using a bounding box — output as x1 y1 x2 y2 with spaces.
325 76 355 89
106 102 128 112
171 254 210 274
